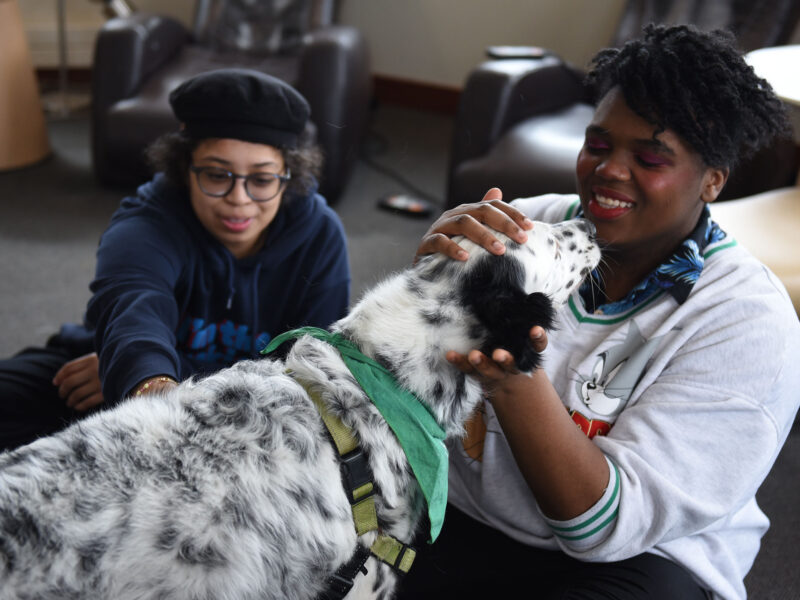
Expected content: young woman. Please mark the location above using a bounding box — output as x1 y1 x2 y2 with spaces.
0 69 350 450
399 25 799 600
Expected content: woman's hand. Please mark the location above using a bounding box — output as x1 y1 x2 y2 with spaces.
52 352 104 412
414 188 534 263
446 326 549 385
448 325 609 520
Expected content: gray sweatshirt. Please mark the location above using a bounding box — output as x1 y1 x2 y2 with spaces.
448 194 800 600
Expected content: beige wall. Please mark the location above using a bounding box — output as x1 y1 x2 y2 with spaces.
20 0 104 67
339 0 625 88
19 0 624 88
134 0 195 25
19 0 193 68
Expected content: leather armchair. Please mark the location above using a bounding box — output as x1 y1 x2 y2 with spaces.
446 55 594 208
445 0 800 209
91 0 371 204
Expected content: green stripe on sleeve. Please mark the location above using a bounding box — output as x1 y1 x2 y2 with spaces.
548 461 620 539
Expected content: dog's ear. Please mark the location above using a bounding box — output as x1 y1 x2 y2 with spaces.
461 254 556 372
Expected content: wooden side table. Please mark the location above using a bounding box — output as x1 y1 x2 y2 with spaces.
747 46 800 108
723 46 800 313
0 0 51 171
747 45 800 166
710 187 800 314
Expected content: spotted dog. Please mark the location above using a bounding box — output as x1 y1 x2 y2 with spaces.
0 220 600 600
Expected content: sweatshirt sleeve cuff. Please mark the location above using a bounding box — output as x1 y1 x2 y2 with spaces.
540 455 620 552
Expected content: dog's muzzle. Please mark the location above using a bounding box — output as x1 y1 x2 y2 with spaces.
577 218 597 238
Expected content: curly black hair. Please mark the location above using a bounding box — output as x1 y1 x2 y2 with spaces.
585 23 790 169
145 130 324 200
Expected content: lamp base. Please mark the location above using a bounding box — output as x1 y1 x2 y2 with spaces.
0 0 51 171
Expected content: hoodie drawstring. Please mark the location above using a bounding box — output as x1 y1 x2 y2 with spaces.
222 251 264 355
251 263 263 353
225 253 236 310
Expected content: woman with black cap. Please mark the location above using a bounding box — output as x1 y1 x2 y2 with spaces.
0 69 350 451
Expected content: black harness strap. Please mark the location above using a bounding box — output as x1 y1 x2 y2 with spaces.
317 545 371 600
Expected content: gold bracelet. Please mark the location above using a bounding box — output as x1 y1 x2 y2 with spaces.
134 376 177 397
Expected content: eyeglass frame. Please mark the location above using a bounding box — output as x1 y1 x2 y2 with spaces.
189 165 292 202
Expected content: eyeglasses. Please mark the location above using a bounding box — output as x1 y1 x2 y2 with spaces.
190 165 291 202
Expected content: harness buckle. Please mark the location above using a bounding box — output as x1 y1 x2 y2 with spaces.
339 447 374 504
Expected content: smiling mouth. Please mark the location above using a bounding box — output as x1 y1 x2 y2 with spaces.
586 191 635 220
594 193 633 209
222 217 253 232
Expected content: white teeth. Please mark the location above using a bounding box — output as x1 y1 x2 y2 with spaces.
595 194 633 209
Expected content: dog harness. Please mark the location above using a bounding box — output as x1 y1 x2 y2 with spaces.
309 387 417 599
264 327 450 598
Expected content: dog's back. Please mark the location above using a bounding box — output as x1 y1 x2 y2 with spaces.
0 219 600 599
0 360 359 600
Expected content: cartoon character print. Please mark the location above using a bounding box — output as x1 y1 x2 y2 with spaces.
463 320 676 449
578 350 628 417
571 321 669 437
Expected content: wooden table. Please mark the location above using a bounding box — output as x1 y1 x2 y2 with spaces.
712 46 800 313
747 45 800 144
711 187 800 313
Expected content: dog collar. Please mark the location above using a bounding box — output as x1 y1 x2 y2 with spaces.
264 326 448 542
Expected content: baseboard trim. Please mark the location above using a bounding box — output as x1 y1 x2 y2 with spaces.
36 67 92 87
372 75 461 114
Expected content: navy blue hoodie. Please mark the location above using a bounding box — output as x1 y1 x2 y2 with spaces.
83 174 350 403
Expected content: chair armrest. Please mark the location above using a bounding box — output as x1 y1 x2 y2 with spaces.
297 25 371 200
448 57 587 174
91 14 189 114
298 25 370 123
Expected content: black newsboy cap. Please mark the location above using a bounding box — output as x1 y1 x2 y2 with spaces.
169 68 310 148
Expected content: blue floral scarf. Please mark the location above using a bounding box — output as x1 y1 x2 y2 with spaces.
579 206 727 315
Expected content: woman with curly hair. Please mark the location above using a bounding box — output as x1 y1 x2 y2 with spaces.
0 69 350 450
399 24 798 599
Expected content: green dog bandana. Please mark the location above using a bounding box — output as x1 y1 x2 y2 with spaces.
263 327 448 542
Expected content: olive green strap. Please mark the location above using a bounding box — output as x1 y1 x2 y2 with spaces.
306 384 415 572
266 327 448 543
371 535 417 573
310 388 358 455
308 389 378 535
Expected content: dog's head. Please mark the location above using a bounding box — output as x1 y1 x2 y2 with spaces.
335 218 600 433
415 219 601 372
